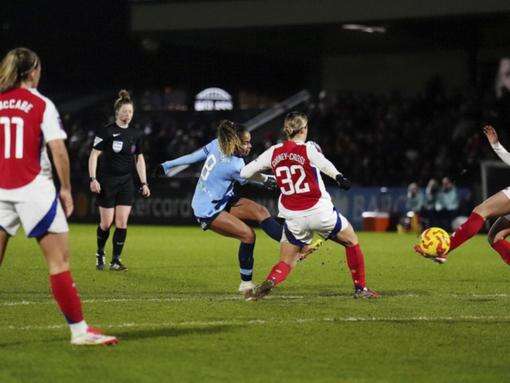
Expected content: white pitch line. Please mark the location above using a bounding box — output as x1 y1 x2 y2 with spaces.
1 316 510 332
0 295 305 307
0 293 507 307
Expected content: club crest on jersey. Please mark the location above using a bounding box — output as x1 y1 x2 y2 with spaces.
112 140 123 153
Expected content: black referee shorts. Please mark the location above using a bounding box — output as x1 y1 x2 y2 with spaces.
96 174 135 208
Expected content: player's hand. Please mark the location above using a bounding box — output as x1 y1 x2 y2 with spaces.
140 184 151 198
59 188 74 217
263 176 277 191
483 125 499 144
335 173 351 190
90 179 101 194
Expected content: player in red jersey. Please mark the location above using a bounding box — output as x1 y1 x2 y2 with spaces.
0 47 117 345
415 124 510 265
241 111 379 299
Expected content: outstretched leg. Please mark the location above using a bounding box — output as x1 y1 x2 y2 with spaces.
448 191 510 256
229 198 282 241
488 216 510 265
229 198 322 257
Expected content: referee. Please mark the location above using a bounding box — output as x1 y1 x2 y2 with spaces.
88 90 150 271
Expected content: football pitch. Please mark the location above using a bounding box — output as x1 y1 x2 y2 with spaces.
0 225 509 383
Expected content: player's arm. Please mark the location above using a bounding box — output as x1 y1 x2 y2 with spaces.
88 130 105 194
483 125 510 166
307 143 351 190
240 147 273 179
41 99 73 217
160 148 208 176
136 154 150 197
48 139 73 217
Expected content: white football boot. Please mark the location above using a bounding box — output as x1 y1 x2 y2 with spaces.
238 280 256 293
71 327 118 346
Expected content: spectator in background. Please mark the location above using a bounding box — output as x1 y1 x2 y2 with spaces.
406 182 424 213
399 182 425 233
422 178 439 228
436 177 459 231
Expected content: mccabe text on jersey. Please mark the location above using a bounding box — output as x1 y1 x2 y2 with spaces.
0 99 34 113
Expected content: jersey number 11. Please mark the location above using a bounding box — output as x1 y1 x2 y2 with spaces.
1 116 24 159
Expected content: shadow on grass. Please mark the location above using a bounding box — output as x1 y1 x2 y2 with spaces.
0 325 235 348
114 324 235 341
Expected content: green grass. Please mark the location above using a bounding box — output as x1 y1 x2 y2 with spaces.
0 225 509 383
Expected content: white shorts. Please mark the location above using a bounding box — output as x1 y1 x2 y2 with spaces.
282 208 349 246
0 179 68 237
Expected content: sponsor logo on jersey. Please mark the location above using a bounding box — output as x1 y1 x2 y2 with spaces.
112 140 123 153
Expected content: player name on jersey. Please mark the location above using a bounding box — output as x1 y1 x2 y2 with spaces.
0 99 34 113
271 152 306 168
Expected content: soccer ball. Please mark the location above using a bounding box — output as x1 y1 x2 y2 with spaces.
419 227 450 257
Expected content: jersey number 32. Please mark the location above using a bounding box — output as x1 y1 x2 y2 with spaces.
275 165 310 195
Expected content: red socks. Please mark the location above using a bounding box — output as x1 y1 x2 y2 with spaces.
491 240 510 265
449 212 485 252
345 244 366 289
49 271 84 324
266 261 291 286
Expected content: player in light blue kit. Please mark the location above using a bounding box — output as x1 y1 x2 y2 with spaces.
158 120 287 293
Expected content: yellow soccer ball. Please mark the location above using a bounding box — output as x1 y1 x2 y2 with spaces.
419 227 451 257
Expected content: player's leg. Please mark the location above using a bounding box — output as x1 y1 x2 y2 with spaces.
322 209 379 298
38 232 117 345
96 207 114 270
229 198 283 241
245 218 309 301
229 198 322 256
0 200 21 267
0 229 9 267
110 205 132 271
487 216 510 265
448 190 510 254
209 211 257 289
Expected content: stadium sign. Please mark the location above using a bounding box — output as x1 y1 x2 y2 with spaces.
194 87 233 111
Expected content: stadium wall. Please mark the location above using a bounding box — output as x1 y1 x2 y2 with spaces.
70 183 470 230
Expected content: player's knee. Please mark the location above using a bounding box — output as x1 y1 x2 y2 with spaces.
473 204 490 219
339 232 358 247
100 221 112 231
114 218 128 229
241 228 256 244
47 251 70 274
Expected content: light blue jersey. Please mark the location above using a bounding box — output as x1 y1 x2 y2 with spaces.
162 139 247 219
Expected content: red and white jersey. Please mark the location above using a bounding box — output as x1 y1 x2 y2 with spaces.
0 88 66 199
241 140 341 218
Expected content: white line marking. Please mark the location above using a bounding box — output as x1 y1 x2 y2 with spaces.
1 316 510 332
0 293 507 307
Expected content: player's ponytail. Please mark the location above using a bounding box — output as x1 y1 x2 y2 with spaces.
217 120 244 157
114 89 133 114
283 111 308 138
0 47 40 92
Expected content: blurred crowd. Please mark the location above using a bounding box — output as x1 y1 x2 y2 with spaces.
65 80 510 189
